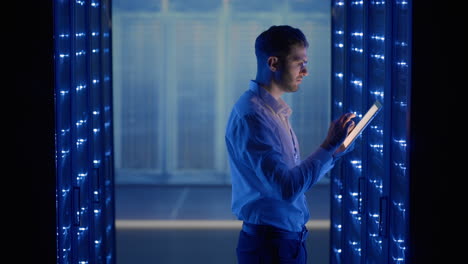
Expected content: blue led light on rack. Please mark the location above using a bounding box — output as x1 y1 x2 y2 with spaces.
331 1 411 264
351 1 364 5
370 90 384 99
370 125 384 135
54 0 115 263
351 79 363 88
350 159 363 170
395 41 408 47
396 61 408 67
371 35 385 41
349 240 362 256
351 32 364 37
371 54 385 60
393 138 407 148
334 193 343 202
370 143 384 153
396 0 409 6
331 1 349 263
370 179 383 192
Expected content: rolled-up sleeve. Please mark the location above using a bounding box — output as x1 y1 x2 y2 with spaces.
233 113 335 202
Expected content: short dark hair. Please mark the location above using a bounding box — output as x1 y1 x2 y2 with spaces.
255 25 309 60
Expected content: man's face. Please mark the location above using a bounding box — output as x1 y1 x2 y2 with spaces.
276 44 308 93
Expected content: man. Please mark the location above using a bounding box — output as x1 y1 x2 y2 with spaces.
225 25 355 264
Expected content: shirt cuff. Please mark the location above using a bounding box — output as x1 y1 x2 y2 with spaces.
304 147 336 183
310 147 335 166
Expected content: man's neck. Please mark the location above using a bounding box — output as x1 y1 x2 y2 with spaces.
261 84 284 100
255 76 284 100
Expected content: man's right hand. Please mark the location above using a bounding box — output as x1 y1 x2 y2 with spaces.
320 113 356 152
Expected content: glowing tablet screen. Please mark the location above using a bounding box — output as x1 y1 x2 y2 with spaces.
341 101 383 150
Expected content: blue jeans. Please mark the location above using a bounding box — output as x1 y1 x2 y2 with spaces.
236 223 308 264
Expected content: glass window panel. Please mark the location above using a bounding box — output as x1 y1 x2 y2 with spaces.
170 0 222 12
114 17 162 170
174 19 217 170
113 0 162 12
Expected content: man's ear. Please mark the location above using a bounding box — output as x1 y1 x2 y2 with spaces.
267 56 279 72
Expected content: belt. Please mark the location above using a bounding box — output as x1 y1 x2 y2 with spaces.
242 222 308 242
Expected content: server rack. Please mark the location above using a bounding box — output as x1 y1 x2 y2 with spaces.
54 0 115 263
330 1 411 263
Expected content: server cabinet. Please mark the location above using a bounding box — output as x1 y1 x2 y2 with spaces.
330 1 411 264
54 0 116 263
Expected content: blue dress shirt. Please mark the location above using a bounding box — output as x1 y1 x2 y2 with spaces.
225 81 336 232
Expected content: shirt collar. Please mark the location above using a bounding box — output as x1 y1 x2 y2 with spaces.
249 80 292 116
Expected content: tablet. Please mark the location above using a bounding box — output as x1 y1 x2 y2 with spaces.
340 101 383 151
